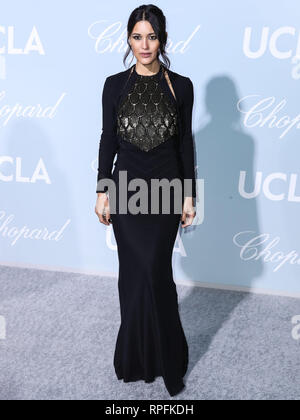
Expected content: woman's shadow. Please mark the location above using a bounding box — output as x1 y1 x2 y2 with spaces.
177 75 264 378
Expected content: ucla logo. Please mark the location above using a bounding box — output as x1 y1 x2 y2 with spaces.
243 26 300 79
0 26 45 79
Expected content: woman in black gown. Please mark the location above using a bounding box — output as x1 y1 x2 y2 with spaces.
95 5 196 397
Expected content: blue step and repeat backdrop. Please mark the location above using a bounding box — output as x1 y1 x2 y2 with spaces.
1 1 300 297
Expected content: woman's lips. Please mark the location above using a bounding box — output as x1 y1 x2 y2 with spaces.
140 53 151 57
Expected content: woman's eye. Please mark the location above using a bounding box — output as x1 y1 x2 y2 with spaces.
132 35 157 40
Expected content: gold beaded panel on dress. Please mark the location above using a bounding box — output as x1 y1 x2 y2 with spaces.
117 75 178 152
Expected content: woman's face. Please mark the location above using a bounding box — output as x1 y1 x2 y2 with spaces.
129 20 160 65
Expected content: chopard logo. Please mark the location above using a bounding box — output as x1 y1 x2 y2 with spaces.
233 231 300 273
0 211 71 246
237 95 300 139
0 91 66 126
88 21 200 54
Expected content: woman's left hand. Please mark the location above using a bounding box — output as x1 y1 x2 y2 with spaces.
181 197 196 228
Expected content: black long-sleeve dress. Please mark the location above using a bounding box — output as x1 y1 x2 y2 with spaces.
96 62 196 397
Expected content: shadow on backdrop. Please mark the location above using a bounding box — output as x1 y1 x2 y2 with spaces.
178 75 264 377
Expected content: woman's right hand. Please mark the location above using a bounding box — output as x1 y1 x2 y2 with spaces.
95 192 111 225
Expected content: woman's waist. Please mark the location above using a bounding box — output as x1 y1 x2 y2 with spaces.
113 153 183 180
117 133 179 154
112 134 182 178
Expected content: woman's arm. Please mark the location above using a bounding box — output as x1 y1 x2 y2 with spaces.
180 77 196 199
96 76 118 194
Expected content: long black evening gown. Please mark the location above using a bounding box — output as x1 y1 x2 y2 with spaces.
96 63 196 397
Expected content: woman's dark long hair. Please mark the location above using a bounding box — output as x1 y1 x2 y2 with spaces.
123 4 171 70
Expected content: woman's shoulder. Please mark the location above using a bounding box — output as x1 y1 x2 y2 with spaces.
101 68 131 97
166 68 194 101
105 67 131 83
166 67 189 79
166 67 193 90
